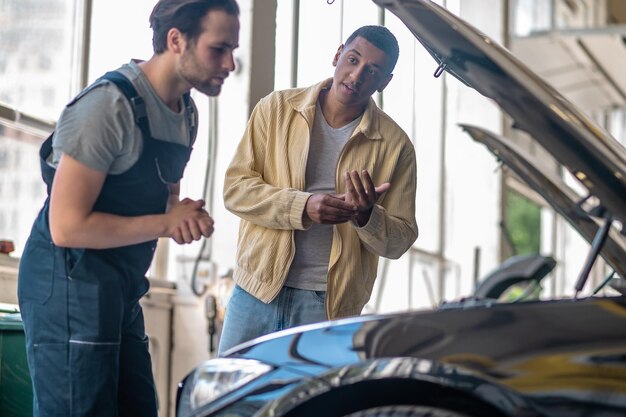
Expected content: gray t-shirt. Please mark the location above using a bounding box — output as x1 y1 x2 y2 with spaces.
49 60 197 174
284 101 361 291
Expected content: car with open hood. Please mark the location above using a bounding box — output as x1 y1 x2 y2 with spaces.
175 1 626 416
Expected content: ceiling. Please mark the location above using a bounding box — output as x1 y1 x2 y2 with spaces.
510 25 626 113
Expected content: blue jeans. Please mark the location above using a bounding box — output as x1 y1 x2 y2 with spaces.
218 285 327 355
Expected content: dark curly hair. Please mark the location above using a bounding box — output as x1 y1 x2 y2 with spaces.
345 25 399 73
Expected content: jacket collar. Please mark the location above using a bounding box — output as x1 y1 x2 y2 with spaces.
287 78 383 140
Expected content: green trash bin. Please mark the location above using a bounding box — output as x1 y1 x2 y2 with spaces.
0 310 33 417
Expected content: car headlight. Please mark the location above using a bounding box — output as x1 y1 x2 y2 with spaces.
181 358 273 414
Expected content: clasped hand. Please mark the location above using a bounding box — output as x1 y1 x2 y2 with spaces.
305 170 390 226
167 198 214 244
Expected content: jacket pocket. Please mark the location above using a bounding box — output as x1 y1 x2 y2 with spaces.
18 237 55 304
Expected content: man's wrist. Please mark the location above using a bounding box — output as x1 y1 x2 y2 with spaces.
301 195 313 228
166 194 180 212
355 207 373 227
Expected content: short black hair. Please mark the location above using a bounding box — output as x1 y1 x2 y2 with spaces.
345 25 399 73
149 0 240 54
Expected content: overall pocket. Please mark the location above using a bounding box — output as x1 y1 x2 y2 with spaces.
17 237 55 304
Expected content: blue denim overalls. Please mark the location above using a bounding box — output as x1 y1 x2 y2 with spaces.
17 71 193 417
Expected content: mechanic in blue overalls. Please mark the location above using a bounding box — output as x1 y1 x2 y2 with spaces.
17 1 240 416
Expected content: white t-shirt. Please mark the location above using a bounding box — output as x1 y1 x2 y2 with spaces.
285 100 362 291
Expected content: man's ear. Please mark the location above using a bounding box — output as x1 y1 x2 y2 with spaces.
332 44 344 67
377 73 393 93
167 28 185 54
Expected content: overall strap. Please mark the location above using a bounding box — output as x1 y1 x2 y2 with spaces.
101 70 195 142
182 93 196 139
99 71 152 140
40 71 150 167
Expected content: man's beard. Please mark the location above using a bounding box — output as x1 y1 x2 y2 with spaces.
180 52 222 96
192 80 221 96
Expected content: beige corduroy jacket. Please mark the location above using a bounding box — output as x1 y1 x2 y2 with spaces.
224 79 418 319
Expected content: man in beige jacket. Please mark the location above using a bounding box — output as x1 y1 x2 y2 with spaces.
219 25 417 355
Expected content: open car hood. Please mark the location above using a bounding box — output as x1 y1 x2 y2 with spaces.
461 124 626 278
374 0 626 228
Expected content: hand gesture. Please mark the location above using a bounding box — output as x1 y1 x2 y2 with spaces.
166 198 215 244
344 170 390 226
304 193 358 225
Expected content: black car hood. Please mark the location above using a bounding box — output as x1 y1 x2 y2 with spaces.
461 124 626 278
374 0 626 227
234 297 626 417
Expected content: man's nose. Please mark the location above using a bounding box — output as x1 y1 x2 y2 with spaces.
350 66 365 85
224 51 236 72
